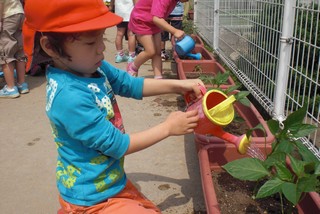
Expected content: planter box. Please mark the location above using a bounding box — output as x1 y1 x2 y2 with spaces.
195 100 319 213
297 192 320 214
188 10 194 20
197 144 320 214
177 61 235 89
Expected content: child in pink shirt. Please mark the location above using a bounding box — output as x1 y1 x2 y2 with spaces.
128 0 189 78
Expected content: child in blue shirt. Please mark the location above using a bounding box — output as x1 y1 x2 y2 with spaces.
24 0 203 213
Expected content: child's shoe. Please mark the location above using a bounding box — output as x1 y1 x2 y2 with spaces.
0 85 20 98
135 44 144 55
17 82 30 94
126 62 138 77
128 55 136 63
161 50 169 61
115 53 128 63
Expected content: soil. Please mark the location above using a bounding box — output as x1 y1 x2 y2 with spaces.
212 171 299 214
224 117 250 136
186 72 202 79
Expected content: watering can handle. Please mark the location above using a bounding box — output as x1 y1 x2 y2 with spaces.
208 95 236 116
184 84 206 104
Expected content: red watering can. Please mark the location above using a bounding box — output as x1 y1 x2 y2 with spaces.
186 86 251 154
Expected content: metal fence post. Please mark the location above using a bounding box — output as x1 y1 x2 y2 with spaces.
273 0 296 122
213 0 219 51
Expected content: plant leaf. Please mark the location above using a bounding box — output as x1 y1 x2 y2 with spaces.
238 98 251 107
264 152 286 168
234 91 250 100
294 141 319 163
225 85 239 94
283 105 307 129
304 161 316 174
315 163 320 175
275 163 293 181
291 124 317 138
267 119 280 135
223 158 269 181
273 138 295 154
288 155 305 177
256 178 284 198
282 182 301 205
298 175 319 192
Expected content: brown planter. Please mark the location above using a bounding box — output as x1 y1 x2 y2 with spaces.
195 101 319 213
297 192 320 213
177 61 235 89
197 144 320 214
188 10 194 20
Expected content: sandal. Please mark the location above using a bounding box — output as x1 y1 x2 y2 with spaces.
126 62 138 77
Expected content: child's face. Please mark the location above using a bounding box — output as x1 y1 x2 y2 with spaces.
54 29 106 77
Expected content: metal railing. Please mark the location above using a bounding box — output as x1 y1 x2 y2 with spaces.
194 0 320 159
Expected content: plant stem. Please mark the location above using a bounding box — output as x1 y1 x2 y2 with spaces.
279 192 284 214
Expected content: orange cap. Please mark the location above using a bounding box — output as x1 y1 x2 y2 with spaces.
24 0 123 32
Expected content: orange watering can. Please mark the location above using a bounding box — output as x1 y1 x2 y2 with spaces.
186 87 251 154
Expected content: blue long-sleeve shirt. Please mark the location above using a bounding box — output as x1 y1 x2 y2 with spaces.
45 60 144 206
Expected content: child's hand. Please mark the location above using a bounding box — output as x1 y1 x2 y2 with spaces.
174 29 186 41
179 79 205 101
164 110 199 135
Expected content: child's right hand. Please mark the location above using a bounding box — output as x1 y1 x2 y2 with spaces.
173 29 185 41
164 110 199 135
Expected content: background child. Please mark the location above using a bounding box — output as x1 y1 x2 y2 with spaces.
24 0 203 213
161 1 184 61
0 0 29 98
111 0 137 63
128 0 189 78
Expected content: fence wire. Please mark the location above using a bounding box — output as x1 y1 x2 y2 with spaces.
194 0 320 158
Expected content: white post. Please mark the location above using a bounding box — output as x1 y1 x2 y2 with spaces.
213 0 220 51
273 0 296 122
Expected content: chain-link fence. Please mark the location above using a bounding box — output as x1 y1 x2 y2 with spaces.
194 0 320 159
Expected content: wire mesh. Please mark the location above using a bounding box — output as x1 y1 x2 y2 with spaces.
194 0 320 158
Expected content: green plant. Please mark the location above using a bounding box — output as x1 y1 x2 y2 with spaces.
192 64 202 73
182 16 196 35
223 105 320 212
199 71 251 107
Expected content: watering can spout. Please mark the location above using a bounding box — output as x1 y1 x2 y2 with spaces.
237 134 251 154
186 52 202 60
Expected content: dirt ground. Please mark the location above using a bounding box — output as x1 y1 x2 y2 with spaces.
0 27 206 213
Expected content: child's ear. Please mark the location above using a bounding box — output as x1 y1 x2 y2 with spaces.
39 36 58 58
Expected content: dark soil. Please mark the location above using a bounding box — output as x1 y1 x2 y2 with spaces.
223 117 250 136
185 72 201 79
212 171 299 214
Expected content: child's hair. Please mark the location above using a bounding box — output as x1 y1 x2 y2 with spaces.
38 32 76 60
38 30 106 61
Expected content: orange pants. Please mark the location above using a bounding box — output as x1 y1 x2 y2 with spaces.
58 180 161 214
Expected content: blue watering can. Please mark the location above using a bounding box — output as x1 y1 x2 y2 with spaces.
175 35 202 60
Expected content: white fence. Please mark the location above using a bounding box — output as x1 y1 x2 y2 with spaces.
194 0 320 158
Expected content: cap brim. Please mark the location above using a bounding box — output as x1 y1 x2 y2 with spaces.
39 11 123 33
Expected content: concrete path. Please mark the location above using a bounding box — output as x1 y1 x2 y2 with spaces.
0 27 206 214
